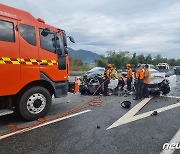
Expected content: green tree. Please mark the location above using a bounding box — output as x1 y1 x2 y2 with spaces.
107 50 130 69
131 53 138 68
69 57 91 71
95 50 180 69
153 54 162 65
168 59 176 66
145 54 152 64
95 55 108 68
73 58 84 66
137 54 146 64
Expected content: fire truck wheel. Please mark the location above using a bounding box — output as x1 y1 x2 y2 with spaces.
18 86 52 121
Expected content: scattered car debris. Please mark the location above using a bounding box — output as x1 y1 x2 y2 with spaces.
151 111 158 116
121 101 131 108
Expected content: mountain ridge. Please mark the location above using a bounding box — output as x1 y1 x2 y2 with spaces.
68 48 100 63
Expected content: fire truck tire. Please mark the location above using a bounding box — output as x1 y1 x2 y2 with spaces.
17 86 52 121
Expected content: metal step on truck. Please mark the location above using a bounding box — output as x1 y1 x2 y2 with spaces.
0 4 78 121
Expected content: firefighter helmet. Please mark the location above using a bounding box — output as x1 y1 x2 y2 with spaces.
107 64 112 68
126 64 131 67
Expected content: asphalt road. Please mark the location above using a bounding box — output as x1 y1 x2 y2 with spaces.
0 76 180 154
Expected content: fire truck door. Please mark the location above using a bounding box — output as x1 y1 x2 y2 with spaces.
39 29 67 81
18 23 39 86
0 17 20 96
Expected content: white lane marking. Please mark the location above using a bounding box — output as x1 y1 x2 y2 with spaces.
0 110 91 140
161 95 180 99
160 129 180 154
107 99 180 130
107 97 152 130
124 102 180 126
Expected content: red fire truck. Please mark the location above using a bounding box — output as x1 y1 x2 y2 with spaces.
0 4 78 121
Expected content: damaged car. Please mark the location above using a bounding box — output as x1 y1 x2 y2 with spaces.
147 68 177 95
79 67 176 95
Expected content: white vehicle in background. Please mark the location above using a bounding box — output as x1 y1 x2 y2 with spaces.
157 63 170 70
141 64 157 70
156 63 170 73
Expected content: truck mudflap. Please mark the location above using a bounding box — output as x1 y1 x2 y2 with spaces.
68 81 79 94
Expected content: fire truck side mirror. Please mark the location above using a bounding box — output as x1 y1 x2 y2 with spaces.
64 48 68 54
62 32 67 47
69 36 75 43
41 28 53 37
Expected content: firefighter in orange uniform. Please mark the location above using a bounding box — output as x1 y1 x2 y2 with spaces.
134 64 144 100
126 64 133 91
103 64 113 96
143 64 151 98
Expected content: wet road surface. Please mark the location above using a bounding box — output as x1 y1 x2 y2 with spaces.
0 76 180 154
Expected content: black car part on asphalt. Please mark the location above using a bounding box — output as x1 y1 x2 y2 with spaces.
121 101 131 108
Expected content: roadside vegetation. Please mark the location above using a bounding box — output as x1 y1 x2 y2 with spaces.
69 57 91 72
95 50 180 69
69 50 180 75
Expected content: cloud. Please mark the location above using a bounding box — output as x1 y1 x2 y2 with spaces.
1 0 180 58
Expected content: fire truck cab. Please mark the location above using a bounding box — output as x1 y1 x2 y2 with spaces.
0 4 78 121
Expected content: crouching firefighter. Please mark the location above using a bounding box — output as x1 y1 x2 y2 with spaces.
103 64 113 96
118 76 125 91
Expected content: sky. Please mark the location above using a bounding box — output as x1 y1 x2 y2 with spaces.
1 0 180 58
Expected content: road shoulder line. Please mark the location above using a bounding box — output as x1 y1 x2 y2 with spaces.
0 109 91 140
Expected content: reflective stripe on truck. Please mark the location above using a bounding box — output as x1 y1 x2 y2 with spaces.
0 57 57 65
